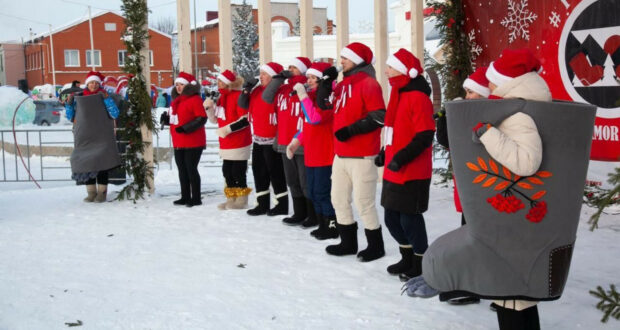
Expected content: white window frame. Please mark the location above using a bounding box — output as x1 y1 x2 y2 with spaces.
201 36 206 53
118 50 127 67
104 23 116 31
85 49 102 67
149 50 153 66
64 49 80 67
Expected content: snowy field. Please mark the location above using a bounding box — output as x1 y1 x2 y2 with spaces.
0 165 618 329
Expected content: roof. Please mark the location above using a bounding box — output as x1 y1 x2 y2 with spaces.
172 18 219 34
28 10 172 42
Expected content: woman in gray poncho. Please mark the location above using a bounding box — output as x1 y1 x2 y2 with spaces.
65 71 121 203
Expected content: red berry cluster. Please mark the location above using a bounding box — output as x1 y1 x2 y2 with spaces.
487 194 525 213
526 201 547 223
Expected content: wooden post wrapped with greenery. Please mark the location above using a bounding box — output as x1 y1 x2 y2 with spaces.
118 0 156 201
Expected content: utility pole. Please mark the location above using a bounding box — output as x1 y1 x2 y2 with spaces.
48 24 56 88
193 0 199 78
176 0 192 73
88 6 95 70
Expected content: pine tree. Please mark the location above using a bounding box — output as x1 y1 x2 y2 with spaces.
232 0 259 79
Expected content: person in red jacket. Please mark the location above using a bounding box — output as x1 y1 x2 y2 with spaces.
204 70 253 210
286 62 340 240
326 42 386 262
263 57 318 228
237 62 288 216
375 49 435 281
169 71 207 207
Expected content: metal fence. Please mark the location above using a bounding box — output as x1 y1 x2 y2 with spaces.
0 127 222 183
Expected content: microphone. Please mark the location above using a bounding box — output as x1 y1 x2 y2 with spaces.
289 83 309 96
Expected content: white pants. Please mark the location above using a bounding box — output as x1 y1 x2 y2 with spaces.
330 155 380 230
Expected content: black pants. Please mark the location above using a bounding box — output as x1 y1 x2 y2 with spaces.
384 208 428 255
174 147 203 202
85 170 109 185
496 304 540 330
222 160 248 188
251 143 287 195
282 153 307 198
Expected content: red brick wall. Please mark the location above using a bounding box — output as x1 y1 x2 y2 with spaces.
25 12 173 89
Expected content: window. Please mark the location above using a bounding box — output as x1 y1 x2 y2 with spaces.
0 54 4 72
104 23 116 31
85 50 101 67
64 49 79 67
149 50 153 66
201 36 206 53
118 50 127 66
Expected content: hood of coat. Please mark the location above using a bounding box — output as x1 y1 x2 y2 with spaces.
491 72 552 102
171 83 202 100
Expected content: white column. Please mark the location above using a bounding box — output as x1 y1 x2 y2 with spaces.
299 0 313 59
218 0 233 70
176 0 192 72
374 0 388 100
410 0 424 64
336 0 349 62
88 6 95 71
257 0 272 64
48 25 56 87
141 2 154 193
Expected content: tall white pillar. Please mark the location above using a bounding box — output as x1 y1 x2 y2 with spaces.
374 0 388 100
410 0 424 65
299 0 313 59
257 0 272 64
176 0 192 72
336 0 349 63
141 1 154 193
218 0 233 70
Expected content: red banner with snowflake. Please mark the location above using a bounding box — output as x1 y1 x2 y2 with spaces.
463 0 620 161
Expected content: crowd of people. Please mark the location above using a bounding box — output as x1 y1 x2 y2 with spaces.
65 43 559 329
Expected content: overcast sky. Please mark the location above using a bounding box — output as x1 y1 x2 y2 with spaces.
0 0 398 42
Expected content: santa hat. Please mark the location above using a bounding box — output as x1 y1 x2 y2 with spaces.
175 71 197 85
259 62 284 77
289 57 312 74
341 42 376 65
486 48 542 87
217 70 236 85
463 66 490 97
84 71 104 85
306 62 332 79
386 48 423 78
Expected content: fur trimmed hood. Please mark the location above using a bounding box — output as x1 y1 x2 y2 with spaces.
171 83 202 100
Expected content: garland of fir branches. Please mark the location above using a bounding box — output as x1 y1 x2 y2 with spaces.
118 0 156 201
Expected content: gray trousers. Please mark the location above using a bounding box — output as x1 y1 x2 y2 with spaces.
282 153 308 198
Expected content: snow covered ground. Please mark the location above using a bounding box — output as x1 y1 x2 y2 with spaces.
0 166 617 329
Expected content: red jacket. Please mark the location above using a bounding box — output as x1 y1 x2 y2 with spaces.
276 76 307 146
299 93 334 167
248 85 277 138
333 72 385 157
383 91 435 184
216 90 252 149
170 94 207 148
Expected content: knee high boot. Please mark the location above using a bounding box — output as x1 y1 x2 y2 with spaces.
301 198 318 228
282 197 307 225
267 191 289 216
218 187 236 210
247 190 270 216
496 304 540 330
357 226 385 262
312 214 339 240
326 223 358 256
230 187 252 209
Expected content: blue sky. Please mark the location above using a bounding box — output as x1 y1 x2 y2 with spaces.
0 0 398 42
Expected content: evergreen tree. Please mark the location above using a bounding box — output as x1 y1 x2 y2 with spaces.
232 0 259 79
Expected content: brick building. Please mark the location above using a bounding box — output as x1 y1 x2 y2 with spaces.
190 2 333 80
0 43 26 87
23 11 173 89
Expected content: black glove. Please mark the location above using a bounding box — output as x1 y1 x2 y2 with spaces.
242 77 258 92
275 70 293 79
334 126 352 142
175 126 185 133
323 66 339 81
374 148 385 167
160 111 170 126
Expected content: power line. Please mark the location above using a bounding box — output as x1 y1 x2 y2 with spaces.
0 12 49 26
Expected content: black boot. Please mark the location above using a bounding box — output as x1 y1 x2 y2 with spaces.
496 304 540 330
300 198 318 228
386 246 413 275
267 192 288 216
312 214 339 240
247 192 269 216
399 253 423 282
282 197 307 225
326 222 358 256
357 226 385 262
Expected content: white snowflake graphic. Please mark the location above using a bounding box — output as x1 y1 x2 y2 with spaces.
549 11 561 28
500 0 538 43
468 29 483 68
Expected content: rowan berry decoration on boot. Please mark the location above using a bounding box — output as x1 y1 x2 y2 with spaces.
526 201 547 223
487 194 525 213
